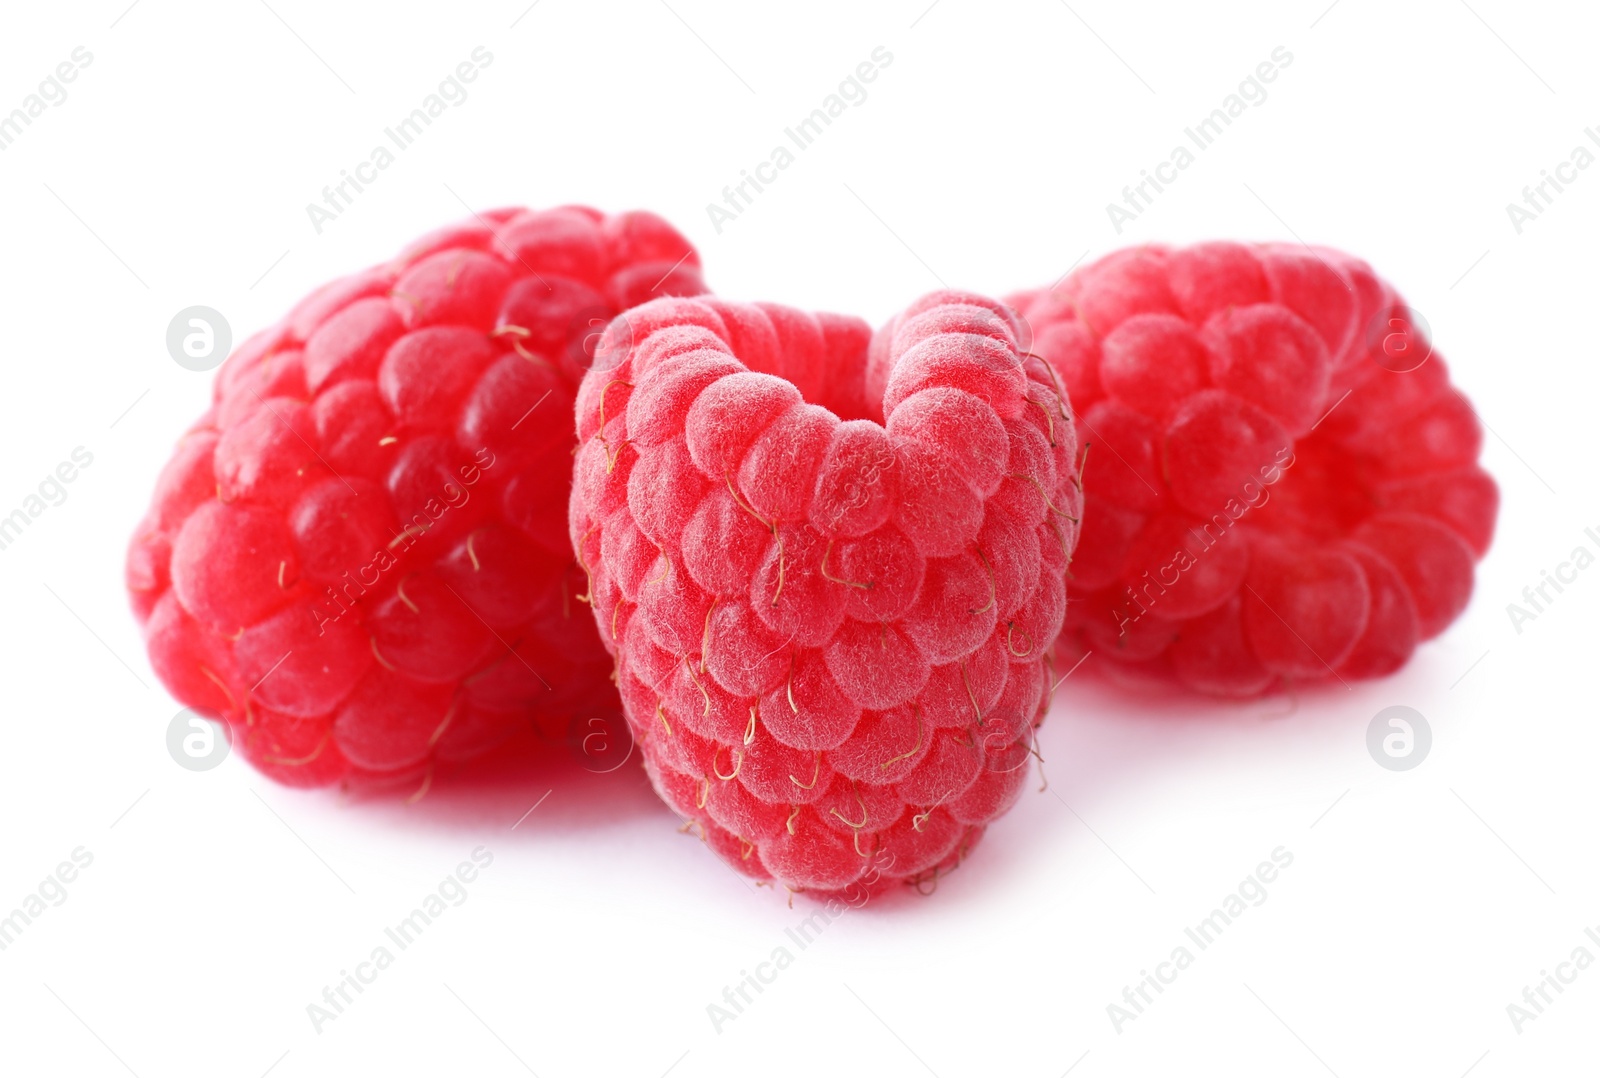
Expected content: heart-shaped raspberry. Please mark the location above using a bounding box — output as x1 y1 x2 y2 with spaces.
1008 242 1497 696
569 291 1083 897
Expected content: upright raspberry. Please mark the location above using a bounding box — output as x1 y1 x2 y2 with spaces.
127 206 707 789
1009 243 1497 696
570 292 1082 897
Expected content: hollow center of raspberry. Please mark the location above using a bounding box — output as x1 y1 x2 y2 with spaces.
760 349 879 425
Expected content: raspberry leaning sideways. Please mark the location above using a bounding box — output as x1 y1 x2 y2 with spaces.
1008 243 1497 697
570 292 1082 896
127 206 707 789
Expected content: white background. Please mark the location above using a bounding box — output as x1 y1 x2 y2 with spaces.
0 1 1595 1075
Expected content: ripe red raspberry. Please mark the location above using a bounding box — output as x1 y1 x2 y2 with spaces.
1008 242 1497 696
127 206 707 790
570 292 1082 897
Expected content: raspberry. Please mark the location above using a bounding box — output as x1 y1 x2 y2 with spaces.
1009 243 1496 696
570 292 1082 897
127 206 707 789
